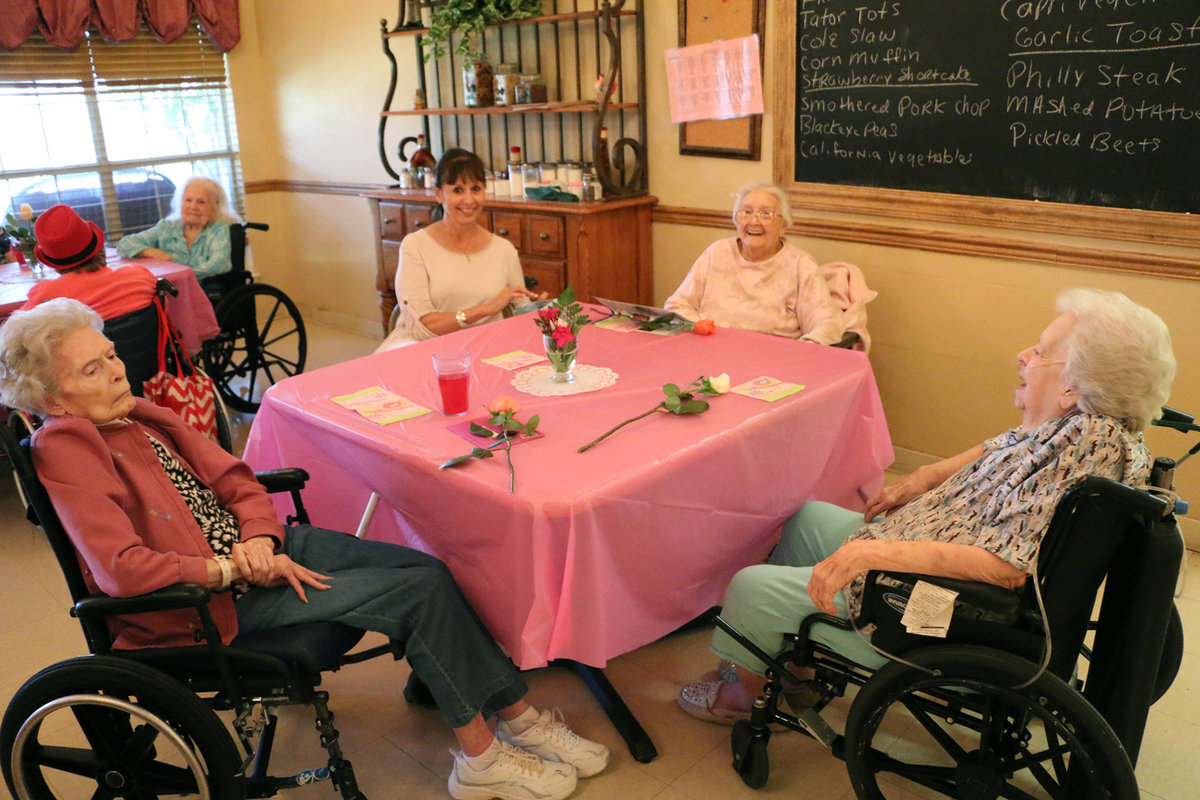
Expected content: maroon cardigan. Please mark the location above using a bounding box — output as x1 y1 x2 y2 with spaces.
33 399 284 649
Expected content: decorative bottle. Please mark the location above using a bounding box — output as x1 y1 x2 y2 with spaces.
508 146 525 197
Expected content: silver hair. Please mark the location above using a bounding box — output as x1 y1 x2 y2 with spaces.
0 298 105 416
170 176 242 225
1056 288 1175 432
732 182 793 228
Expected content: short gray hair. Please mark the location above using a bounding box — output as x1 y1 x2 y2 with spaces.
0 298 105 416
1057 288 1175 432
732 182 793 228
171 176 241 225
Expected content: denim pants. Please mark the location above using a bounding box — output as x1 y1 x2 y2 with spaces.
234 525 528 728
711 501 888 673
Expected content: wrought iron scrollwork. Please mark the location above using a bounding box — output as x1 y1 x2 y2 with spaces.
592 0 646 197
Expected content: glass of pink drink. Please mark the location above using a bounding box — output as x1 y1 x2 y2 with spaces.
432 349 471 415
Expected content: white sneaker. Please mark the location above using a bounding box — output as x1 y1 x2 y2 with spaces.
448 741 577 800
496 708 610 778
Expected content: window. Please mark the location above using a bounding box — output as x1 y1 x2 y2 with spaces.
0 23 242 239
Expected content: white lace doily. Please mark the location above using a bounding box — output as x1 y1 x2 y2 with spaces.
511 364 618 396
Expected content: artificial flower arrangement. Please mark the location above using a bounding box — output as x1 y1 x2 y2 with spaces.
439 396 540 493
578 374 731 453
3 203 37 262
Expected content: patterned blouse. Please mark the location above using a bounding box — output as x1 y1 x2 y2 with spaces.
842 413 1151 618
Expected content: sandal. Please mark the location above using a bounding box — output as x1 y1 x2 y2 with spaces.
717 659 739 682
675 680 752 726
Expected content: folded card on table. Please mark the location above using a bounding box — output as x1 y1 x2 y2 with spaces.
448 417 545 446
331 386 431 424
731 376 806 402
482 350 548 370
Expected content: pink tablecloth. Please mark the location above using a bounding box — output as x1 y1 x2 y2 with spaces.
0 258 219 354
243 313 894 669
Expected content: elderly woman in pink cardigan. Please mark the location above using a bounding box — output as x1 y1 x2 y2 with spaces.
664 182 846 345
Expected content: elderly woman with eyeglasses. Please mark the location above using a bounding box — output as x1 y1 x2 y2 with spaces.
663 182 844 345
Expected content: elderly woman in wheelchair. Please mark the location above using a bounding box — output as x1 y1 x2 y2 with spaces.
678 288 1178 796
0 298 607 800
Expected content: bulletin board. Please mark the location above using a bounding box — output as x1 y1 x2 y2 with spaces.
678 0 766 160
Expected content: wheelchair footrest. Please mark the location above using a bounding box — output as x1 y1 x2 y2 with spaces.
794 708 838 748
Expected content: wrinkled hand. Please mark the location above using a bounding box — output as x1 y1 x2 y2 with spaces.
806 542 868 615
139 248 173 261
230 537 276 585
862 471 929 521
237 547 332 603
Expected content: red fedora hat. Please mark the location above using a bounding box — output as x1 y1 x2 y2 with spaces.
33 204 106 271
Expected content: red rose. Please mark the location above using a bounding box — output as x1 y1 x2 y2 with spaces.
693 319 716 335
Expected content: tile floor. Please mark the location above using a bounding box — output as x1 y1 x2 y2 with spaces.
1 320 1198 800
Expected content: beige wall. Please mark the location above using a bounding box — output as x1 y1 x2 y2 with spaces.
230 0 1199 538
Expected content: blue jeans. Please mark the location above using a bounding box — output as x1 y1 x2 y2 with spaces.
234 525 527 728
711 502 888 673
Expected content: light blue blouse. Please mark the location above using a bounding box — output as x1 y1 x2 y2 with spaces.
116 219 232 279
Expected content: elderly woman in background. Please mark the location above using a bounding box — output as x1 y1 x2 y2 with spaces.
20 204 156 320
677 288 1175 723
0 299 608 800
116 177 238 279
664 182 845 345
377 148 544 352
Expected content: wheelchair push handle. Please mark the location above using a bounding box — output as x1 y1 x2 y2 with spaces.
242 221 269 232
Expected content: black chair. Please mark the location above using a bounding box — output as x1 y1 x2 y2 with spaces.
200 222 307 414
0 422 404 800
716 474 1183 799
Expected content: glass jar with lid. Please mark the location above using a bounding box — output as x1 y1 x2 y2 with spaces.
515 73 548 105
463 55 493 108
494 63 519 106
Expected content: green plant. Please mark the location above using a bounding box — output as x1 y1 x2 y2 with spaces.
422 0 544 61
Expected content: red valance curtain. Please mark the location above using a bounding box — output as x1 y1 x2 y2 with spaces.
0 0 240 53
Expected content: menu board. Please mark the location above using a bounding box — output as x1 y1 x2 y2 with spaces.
793 1 1200 213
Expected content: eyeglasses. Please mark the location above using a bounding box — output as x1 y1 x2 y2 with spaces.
734 208 780 222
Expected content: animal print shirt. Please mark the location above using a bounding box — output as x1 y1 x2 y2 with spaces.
842 413 1150 619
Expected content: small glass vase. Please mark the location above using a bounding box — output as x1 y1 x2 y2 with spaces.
542 334 578 383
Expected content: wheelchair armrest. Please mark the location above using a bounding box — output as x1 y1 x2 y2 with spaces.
73 583 211 620
856 570 1022 626
255 467 310 493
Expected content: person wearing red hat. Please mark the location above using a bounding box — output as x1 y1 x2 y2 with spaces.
19 204 156 321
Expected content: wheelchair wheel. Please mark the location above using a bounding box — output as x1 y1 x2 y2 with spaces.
1 656 244 800
1152 603 1184 704
203 284 306 413
730 719 770 789
844 645 1137 800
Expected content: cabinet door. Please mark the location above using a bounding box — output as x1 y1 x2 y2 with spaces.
491 212 524 252
378 203 406 240
521 256 566 299
404 203 433 236
526 214 565 258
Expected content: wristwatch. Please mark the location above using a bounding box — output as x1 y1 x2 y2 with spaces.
455 310 468 328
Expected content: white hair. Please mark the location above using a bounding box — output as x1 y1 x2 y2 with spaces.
0 298 104 416
732 182 793 228
171 176 241 225
1056 288 1175 432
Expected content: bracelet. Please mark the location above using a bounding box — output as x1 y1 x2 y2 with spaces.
213 555 233 589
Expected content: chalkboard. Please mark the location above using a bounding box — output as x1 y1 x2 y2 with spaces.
794 0 1200 214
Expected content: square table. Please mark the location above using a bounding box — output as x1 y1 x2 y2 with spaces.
0 256 219 353
243 311 893 759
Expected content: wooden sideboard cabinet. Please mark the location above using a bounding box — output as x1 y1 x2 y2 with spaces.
362 189 656 334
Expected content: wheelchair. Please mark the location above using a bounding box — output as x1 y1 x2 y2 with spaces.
199 222 307 414
0 422 404 800
713 426 1189 799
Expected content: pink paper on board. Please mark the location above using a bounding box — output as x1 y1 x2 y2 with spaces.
664 34 764 123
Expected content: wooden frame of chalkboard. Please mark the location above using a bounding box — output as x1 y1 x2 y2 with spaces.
774 0 1200 279
677 0 766 160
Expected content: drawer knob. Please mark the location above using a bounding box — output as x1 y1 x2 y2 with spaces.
539 232 550 241
498 227 509 236
414 220 425 228
382 217 395 225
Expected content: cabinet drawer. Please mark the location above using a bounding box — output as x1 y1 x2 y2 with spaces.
492 212 524 252
378 203 405 240
404 204 433 236
521 257 566 299
526 215 564 258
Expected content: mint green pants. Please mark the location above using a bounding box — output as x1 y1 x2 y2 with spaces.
711 501 888 673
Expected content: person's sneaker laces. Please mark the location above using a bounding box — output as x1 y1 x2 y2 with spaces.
496 708 610 778
449 741 577 800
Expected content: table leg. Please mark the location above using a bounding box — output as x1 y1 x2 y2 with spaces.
551 659 658 763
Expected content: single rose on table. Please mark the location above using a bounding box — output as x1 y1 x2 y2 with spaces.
440 396 540 493
578 373 731 453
